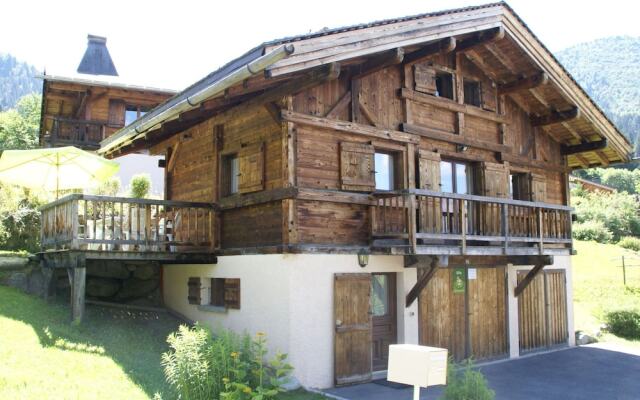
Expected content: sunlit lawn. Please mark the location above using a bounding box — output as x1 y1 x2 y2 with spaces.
0 286 324 399
572 240 640 347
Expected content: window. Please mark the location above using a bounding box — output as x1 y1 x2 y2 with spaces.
209 278 241 309
435 72 454 100
440 160 471 194
510 173 529 200
375 152 395 191
222 154 239 196
371 274 390 317
124 105 149 126
463 80 482 107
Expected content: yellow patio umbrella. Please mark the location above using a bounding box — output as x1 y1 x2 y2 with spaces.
0 146 120 198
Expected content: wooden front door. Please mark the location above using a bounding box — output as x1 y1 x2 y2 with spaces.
371 273 397 371
518 269 568 353
334 273 372 386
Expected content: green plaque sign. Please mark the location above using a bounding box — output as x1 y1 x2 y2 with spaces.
452 268 466 294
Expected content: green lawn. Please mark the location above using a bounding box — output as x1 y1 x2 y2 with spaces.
572 240 640 347
0 286 324 399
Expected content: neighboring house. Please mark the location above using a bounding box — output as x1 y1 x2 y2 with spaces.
569 175 616 193
41 2 632 390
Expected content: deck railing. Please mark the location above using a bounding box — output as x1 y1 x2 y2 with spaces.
371 189 573 254
45 118 107 149
41 194 218 252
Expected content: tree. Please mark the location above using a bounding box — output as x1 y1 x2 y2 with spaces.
0 93 41 150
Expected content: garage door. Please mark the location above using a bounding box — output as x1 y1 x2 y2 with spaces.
518 269 568 353
419 266 508 361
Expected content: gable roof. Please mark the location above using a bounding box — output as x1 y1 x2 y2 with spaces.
98 2 633 168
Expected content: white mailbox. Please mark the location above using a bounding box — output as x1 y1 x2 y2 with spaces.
387 344 448 399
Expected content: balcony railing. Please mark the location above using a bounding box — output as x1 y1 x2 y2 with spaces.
371 189 573 255
45 118 108 149
41 194 218 253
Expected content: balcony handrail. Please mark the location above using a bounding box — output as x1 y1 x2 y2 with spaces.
49 116 108 126
373 189 573 212
40 193 218 212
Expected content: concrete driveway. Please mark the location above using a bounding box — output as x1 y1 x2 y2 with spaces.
324 344 640 400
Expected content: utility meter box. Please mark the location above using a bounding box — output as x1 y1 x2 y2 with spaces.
387 344 448 388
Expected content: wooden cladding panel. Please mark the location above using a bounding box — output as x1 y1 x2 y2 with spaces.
293 74 350 119
517 270 547 352
546 270 568 346
297 200 369 245
419 268 466 361
468 267 508 360
409 101 457 133
334 273 372 386
357 66 404 129
220 202 282 248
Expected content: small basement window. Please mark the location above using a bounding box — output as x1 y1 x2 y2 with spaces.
435 72 454 100
374 152 399 191
187 277 201 305
210 278 241 309
463 80 482 107
221 154 239 197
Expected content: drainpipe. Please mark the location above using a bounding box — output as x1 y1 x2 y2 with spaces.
100 44 295 154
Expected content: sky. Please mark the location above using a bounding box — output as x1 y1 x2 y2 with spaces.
2 0 640 90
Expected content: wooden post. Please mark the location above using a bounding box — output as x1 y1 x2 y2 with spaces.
71 199 79 250
407 194 417 254
622 255 627 286
70 257 86 323
502 204 509 254
537 207 544 255
461 199 467 255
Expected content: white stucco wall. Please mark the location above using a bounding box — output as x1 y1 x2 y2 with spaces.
506 255 575 358
162 254 417 390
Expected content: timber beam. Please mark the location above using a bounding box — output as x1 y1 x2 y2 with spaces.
448 255 553 267
353 47 405 79
405 256 443 307
404 37 456 65
561 139 607 155
456 27 505 53
531 107 580 127
514 263 548 297
498 72 548 95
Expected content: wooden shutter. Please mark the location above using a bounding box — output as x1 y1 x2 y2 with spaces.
481 162 509 198
418 150 441 190
187 277 201 305
481 80 497 112
530 173 547 202
224 278 241 309
414 64 437 94
238 142 265 194
340 142 375 191
211 278 226 306
334 273 372 386
108 100 126 126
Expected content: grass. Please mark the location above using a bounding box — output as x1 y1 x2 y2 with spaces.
0 286 324 399
572 240 640 347
0 250 29 257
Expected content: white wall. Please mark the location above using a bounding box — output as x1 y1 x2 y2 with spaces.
163 254 416 390
506 255 575 358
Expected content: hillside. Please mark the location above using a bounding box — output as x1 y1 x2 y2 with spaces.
557 36 640 156
0 53 40 111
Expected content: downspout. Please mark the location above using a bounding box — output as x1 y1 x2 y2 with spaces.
99 44 295 155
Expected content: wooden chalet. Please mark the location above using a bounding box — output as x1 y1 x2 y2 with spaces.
39 35 175 150
39 2 632 389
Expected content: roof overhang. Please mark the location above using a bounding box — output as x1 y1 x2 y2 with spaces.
98 2 632 168
38 74 177 95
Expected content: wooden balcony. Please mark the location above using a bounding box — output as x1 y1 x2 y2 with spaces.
40 194 218 262
44 118 108 149
371 189 573 256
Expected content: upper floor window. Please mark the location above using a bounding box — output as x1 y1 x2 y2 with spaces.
463 80 482 107
510 173 529 201
125 105 149 126
440 160 471 194
435 72 454 100
221 154 239 197
375 152 396 191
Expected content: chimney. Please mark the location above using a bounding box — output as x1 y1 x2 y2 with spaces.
77 34 118 76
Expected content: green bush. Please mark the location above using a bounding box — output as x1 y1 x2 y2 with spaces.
572 221 613 243
0 183 43 252
572 189 640 241
442 359 495 400
618 236 640 252
605 309 640 339
161 325 292 400
130 174 151 198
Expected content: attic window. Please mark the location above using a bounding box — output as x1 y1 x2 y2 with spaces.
463 80 482 107
435 72 454 100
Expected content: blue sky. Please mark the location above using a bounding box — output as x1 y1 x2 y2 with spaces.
3 0 639 90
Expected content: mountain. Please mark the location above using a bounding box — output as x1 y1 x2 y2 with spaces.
0 53 41 111
556 36 640 157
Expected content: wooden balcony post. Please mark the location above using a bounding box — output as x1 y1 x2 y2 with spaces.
502 203 509 254
369 201 377 245
537 207 544 255
71 198 79 250
407 193 417 253
460 199 467 255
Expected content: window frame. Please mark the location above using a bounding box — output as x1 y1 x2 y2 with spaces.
124 104 150 126
440 159 473 195
463 79 482 108
220 153 240 198
435 71 455 100
373 147 405 192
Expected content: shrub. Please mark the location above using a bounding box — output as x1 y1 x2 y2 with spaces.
442 359 495 400
572 188 640 241
0 183 43 253
161 325 292 400
130 174 151 198
605 309 640 339
93 176 121 197
618 236 640 252
572 221 613 243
